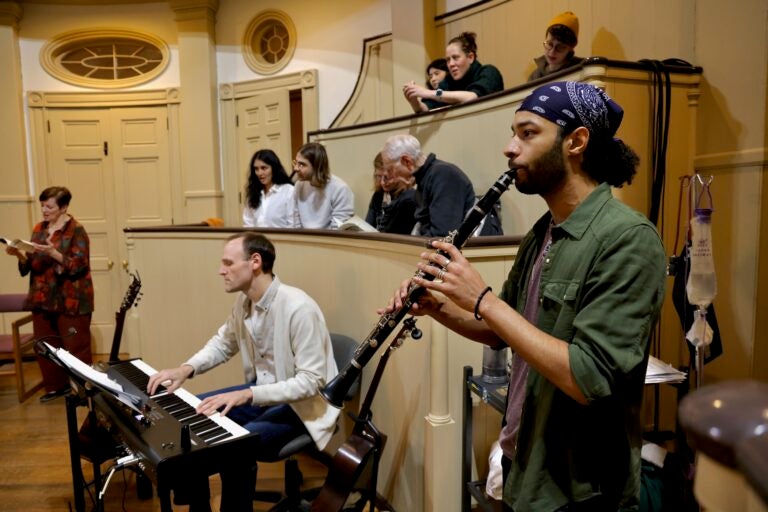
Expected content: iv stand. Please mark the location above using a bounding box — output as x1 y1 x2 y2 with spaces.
689 173 715 390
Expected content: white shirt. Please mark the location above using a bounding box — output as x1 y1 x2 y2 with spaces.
293 175 354 229
183 277 340 449
244 300 276 385
242 183 296 228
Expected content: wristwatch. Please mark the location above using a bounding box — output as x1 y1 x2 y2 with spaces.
435 88 443 98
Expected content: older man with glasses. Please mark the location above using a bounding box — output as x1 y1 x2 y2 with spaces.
380 134 477 237
364 152 418 234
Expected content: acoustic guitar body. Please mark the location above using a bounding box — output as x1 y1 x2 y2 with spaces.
310 429 384 512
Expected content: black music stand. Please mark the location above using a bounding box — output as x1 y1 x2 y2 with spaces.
37 341 144 512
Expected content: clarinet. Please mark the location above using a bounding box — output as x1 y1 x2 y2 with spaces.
321 168 518 408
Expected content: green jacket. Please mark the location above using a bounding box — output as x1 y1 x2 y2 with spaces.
423 59 504 110
500 183 666 511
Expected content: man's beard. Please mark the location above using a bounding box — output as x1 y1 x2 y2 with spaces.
515 135 566 196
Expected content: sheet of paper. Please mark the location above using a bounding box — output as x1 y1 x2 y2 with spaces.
645 355 687 384
45 342 124 393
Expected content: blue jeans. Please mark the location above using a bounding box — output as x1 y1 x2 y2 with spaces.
179 383 310 512
199 383 308 460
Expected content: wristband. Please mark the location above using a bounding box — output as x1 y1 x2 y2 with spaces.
474 286 493 321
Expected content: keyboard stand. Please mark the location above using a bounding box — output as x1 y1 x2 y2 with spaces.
66 384 106 512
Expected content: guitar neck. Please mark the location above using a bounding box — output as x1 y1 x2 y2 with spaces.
109 311 127 362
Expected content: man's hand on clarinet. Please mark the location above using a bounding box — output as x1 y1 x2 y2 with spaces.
413 240 491 314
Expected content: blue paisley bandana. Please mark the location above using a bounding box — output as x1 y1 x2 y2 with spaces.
517 81 624 138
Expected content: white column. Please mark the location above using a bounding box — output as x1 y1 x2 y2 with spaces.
390 0 438 117
168 0 222 222
424 319 458 511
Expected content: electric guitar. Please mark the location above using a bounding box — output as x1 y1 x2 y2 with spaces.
108 271 142 362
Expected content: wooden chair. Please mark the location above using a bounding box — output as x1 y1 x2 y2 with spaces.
0 294 44 402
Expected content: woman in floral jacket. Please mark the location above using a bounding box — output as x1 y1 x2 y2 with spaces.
6 186 94 402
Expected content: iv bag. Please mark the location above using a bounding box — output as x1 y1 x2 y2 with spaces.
686 208 717 308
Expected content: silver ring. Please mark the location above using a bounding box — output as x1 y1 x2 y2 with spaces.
444 260 451 271
436 268 446 281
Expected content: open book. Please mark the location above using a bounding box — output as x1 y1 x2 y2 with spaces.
0 237 35 253
339 215 378 233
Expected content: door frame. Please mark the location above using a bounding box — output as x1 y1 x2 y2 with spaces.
27 88 182 224
219 69 318 226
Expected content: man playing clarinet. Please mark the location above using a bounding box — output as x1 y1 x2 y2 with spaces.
386 81 666 512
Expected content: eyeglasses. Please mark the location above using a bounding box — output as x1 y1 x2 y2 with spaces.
543 40 570 54
373 174 389 182
292 159 309 168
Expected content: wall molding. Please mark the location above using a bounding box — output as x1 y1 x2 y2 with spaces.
694 147 768 171
183 189 223 199
434 0 508 25
27 87 181 108
219 69 316 99
0 194 32 203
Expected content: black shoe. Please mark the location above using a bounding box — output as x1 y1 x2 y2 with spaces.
39 386 71 403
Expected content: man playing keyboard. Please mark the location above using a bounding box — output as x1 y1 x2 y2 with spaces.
147 232 339 512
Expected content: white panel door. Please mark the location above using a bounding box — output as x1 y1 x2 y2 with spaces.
110 106 171 230
45 106 171 355
236 90 291 210
46 109 119 354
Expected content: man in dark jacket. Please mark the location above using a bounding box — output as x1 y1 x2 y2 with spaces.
380 134 476 237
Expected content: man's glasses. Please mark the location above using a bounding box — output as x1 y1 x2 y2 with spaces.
543 40 570 54
292 160 309 168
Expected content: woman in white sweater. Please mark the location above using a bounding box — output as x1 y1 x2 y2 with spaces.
292 142 354 229
242 149 295 228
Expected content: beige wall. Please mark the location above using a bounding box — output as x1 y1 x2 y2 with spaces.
0 2 32 297
691 0 768 383
215 0 391 127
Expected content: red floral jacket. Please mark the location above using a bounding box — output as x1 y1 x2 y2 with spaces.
19 216 94 315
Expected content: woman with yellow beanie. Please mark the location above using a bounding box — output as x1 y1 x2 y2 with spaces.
528 11 584 81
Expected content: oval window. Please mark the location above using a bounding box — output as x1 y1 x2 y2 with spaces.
41 29 169 88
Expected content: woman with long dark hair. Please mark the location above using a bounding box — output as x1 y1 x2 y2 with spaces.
242 149 295 228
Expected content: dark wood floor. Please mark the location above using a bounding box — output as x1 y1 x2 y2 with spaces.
0 362 327 512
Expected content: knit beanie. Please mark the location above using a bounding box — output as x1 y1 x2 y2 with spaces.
548 11 579 42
